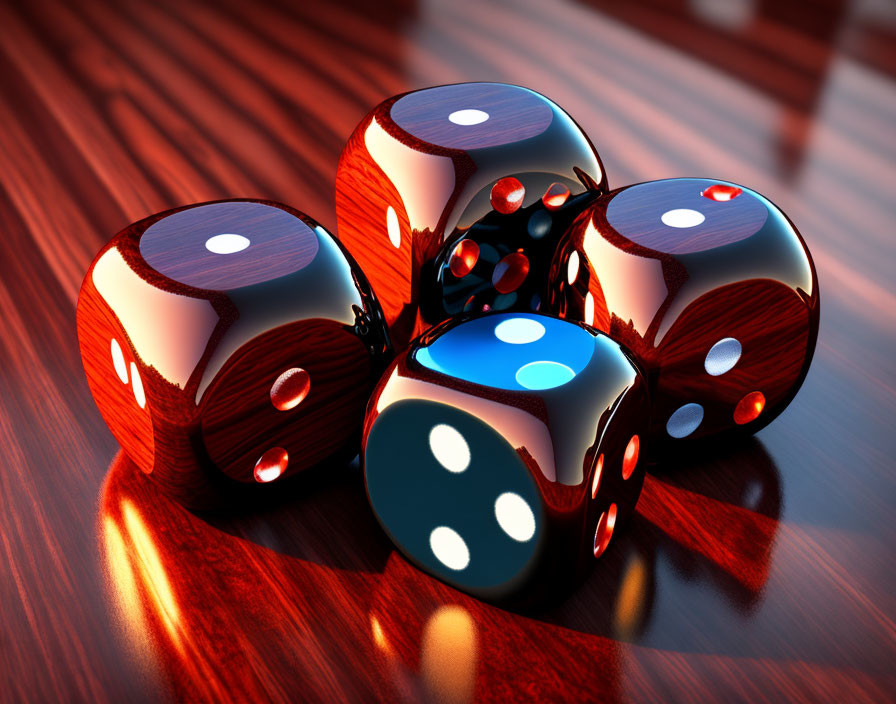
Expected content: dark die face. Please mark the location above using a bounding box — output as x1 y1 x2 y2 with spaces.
366 400 545 597
363 313 649 604
424 179 597 322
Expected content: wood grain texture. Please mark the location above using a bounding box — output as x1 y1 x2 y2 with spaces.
390 82 554 150
1 0 894 701
139 201 320 290
603 178 768 254
335 79 605 350
200 319 373 484
553 179 820 444
76 199 381 508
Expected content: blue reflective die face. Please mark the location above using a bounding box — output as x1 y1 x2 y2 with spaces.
414 313 597 391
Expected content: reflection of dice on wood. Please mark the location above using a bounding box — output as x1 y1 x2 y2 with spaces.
77 199 389 508
363 312 648 604
551 178 819 445
336 82 607 350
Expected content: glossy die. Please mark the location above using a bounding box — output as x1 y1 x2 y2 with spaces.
336 82 606 350
77 199 389 508
424 186 596 323
363 313 649 604
550 178 819 444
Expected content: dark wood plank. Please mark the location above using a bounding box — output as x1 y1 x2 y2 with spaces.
1 0 894 701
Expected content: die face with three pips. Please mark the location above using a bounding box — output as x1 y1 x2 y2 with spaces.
363 312 649 603
77 199 389 508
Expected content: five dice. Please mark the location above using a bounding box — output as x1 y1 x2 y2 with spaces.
78 83 818 602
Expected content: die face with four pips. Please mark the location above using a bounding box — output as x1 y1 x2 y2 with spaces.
363 312 649 603
335 82 607 351
77 199 390 508
549 178 819 446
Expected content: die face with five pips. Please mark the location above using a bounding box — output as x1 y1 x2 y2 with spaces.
335 81 607 351
363 313 649 603
77 199 389 508
549 178 819 446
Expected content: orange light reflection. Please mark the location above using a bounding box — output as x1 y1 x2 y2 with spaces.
120 499 184 654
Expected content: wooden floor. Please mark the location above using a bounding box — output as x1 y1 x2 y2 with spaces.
1 0 895 701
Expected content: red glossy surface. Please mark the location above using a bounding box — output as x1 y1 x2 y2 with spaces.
734 391 766 425
552 179 819 446
2 0 894 701
542 182 571 210
702 183 743 202
593 503 618 558
335 81 607 350
591 453 605 499
77 200 385 506
491 252 530 294
449 239 481 278
489 176 526 214
622 435 639 480
253 446 288 483
269 367 311 412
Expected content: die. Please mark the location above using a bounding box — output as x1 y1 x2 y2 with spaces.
549 178 819 444
362 312 649 603
335 82 607 350
77 199 390 508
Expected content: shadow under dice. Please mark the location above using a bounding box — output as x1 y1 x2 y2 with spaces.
77 200 389 508
363 313 649 604
551 178 819 445
335 81 606 350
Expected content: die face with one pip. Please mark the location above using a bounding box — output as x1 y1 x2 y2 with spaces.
549 178 819 445
77 199 389 508
363 312 648 604
335 82 606 351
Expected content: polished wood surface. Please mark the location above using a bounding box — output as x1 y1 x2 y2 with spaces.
1 0 894 701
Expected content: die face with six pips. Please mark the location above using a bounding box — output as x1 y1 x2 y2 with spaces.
335 81 607 351
549 178 818 447
77 199 389 508
362 313 649 604
424 184 597 321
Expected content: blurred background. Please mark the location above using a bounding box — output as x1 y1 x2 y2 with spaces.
1 0 894 702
